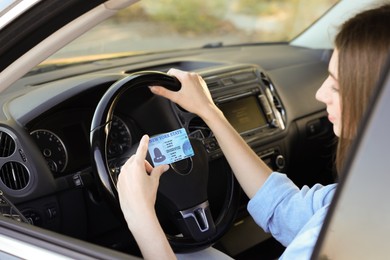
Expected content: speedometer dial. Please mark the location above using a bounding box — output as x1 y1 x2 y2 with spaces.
107 116 132 158
30 130 68 173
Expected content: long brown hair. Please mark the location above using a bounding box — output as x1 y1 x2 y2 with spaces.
335 4 390 173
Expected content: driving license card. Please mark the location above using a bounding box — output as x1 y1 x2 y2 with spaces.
148 128 194 166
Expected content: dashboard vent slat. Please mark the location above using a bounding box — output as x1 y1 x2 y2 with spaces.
260 72 286 122
0 162 29 190
0 131 16 157
207 81 220 89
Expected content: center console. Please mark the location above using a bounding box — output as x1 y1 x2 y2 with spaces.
195 64 287 171
198 64 288 256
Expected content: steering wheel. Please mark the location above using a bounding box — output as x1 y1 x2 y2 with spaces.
90 71 240 252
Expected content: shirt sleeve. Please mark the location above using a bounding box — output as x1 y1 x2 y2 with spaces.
247 172 336 246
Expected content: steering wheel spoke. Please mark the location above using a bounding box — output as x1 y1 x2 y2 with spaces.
179 201 216 241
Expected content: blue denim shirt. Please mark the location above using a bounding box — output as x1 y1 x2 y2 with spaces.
248 172 337 259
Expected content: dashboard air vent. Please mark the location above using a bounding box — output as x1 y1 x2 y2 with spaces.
207 80 220 89
260 72 286 123
0 162 29 190
0 131 16 157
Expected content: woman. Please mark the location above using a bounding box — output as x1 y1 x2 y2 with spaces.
117 4 390 260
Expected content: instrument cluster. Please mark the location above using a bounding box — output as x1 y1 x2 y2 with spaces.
30 115 132 176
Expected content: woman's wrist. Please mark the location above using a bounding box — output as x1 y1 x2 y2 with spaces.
124 206 157 231
199 103 224 124
126 208 176 260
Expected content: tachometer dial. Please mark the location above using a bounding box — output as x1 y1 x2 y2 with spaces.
107 116 132 158
30 130 68 173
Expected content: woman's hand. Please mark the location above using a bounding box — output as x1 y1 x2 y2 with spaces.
117 135 169 226
117 135 175 260
150 68 219 120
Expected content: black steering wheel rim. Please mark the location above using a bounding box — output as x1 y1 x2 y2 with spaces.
90 71 240 252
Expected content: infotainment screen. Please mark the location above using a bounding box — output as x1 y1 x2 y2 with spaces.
219 96 267 133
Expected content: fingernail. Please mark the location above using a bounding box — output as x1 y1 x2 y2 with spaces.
141 134 149 143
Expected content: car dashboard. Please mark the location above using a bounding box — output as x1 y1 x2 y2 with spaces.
0 43 337 257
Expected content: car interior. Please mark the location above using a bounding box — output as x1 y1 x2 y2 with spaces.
2 0 382 259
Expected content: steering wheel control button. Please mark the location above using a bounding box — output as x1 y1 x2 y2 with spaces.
204 139 218 152
148 128 194 166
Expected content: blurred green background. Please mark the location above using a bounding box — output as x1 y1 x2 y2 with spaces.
113 0 338 41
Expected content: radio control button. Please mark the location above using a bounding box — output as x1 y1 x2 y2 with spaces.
275 155 286 169
204 139 219 152
208 145 217 152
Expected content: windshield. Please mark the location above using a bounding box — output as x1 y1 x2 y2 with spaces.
0 0 19 13
42 0 338 66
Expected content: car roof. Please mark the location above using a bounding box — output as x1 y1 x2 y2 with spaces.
291 0 387 49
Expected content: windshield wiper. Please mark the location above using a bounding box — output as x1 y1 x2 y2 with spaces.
25 63 81 77
202 42 223 48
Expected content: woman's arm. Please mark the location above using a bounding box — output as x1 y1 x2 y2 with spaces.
150 69 272 198
117 135 175 260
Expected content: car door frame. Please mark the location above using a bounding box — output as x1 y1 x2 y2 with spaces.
0 215 140 259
